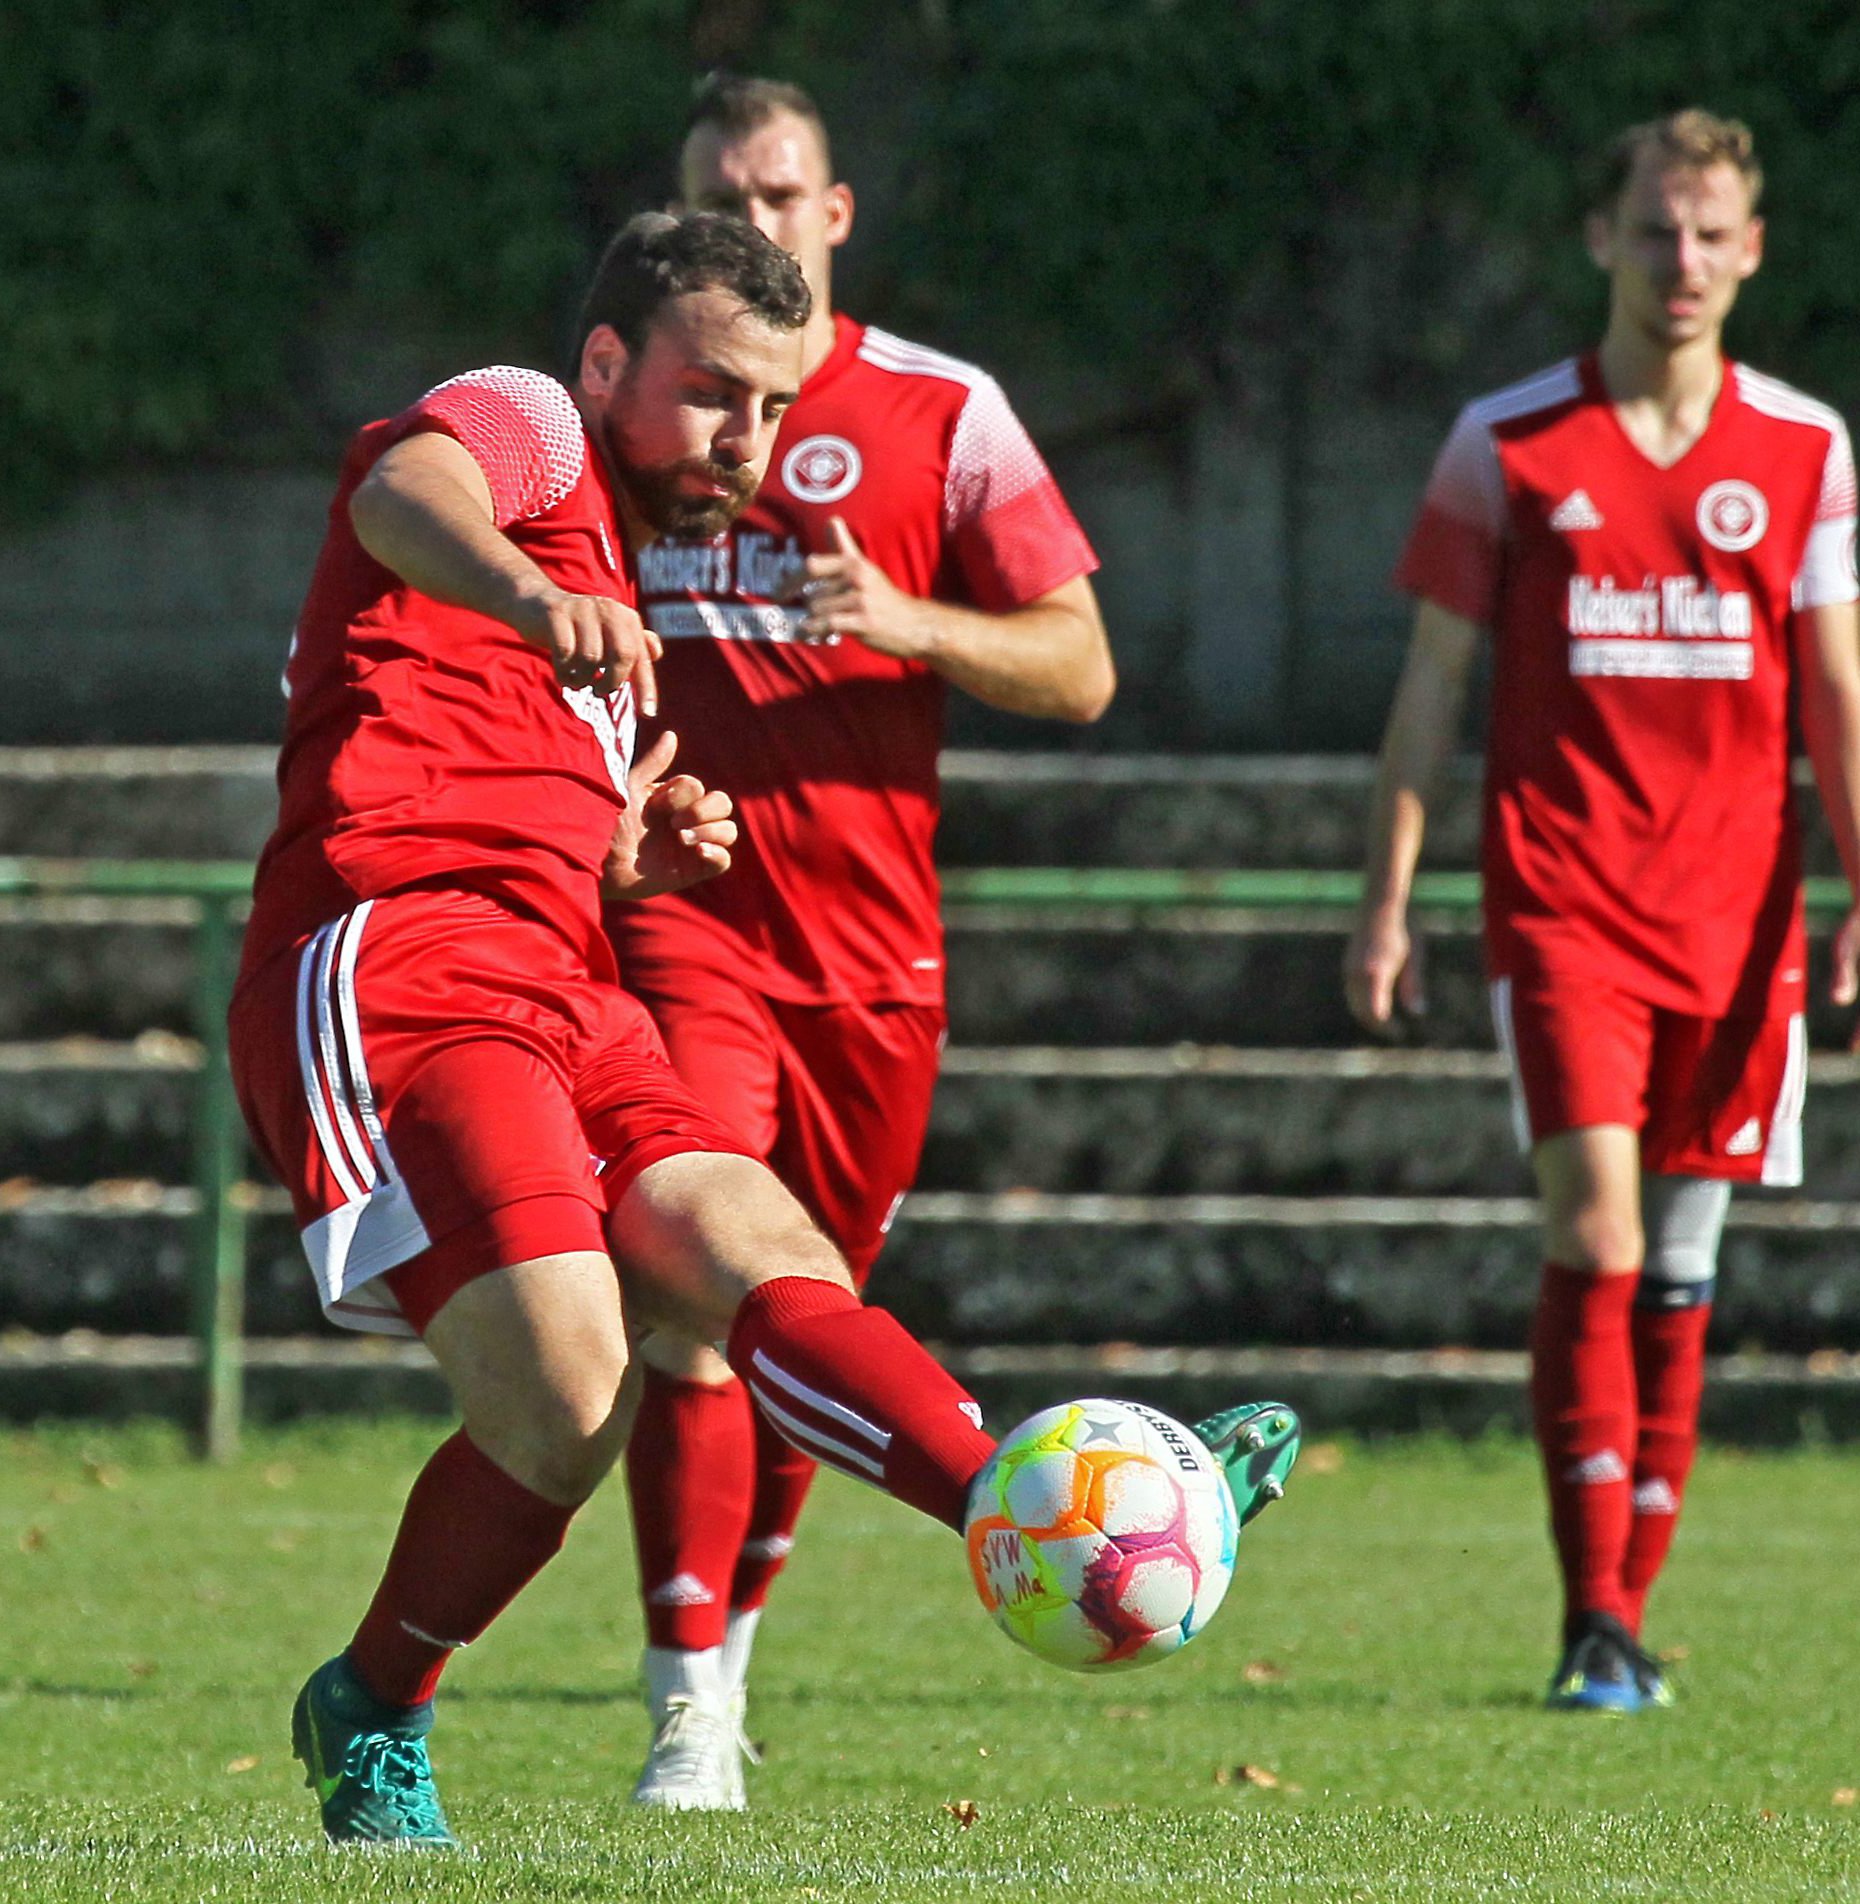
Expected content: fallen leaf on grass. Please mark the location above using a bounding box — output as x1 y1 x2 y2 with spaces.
1243 1660 1287 1685
1215 1763 1280 1789
127 1661 157 1680
976 1746 990 1757
83 1459 124 1489
943 1801 981 1828
225 1757 260 1775
18 1526 46 1554
1655 1645 1690 1665
1834 1789 1857 1808
1301 1443 1345 1475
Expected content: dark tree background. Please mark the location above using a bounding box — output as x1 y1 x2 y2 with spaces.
5 0 1858 519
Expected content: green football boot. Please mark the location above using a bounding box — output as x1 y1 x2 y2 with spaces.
1192 1401 1302 1527
291 1655 457 1847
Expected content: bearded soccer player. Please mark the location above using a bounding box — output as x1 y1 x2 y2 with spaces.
230 212 1272 1849
599 77 1161 1809
1347 111 1860 1712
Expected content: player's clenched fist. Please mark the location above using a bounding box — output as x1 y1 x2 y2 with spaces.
515 589 662 712
602 729 737 900
1344 903 1425 1032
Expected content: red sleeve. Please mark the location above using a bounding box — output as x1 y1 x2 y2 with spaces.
403 367 589 530
943 376 1097 612
1394 404 1508 625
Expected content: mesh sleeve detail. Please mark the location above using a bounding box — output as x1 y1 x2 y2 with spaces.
409 367 588 528
1392 406 1507 624
944 378 1096 609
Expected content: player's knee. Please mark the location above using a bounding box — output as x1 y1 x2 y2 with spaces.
1545 1207 1643 1274
1638 1175 1729 1309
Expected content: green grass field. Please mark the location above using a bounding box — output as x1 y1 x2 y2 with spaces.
2 1417 1857 1901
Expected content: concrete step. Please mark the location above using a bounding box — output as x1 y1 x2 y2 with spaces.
926 1046 1860 1196
3 1332 1858 1443
4 746 1846 876
6 1183 1859 1353
11 900 1852 1050
20 1041 1860 1199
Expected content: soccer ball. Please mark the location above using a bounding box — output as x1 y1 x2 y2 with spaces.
963 1398 1238 1672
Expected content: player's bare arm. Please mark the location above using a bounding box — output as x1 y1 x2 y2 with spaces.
350 430 661 712
1792 597 1860 1015
794 519 1113 722
602 729 738 901
1346 600 1482 1031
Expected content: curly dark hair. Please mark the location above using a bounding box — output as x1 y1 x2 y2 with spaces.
574 210 810 360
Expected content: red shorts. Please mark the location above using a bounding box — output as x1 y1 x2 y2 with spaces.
1490 976 1806 1184
620 953 945 1284
230 891 756 1336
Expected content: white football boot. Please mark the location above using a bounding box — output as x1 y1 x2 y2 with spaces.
632 1646 757 1811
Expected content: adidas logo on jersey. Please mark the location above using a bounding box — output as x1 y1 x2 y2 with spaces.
1633 1478 1679 1516
647 1572 717 1608
1550 489 1605 532
1565 1449 1628 1486
1724 1117 1764 1157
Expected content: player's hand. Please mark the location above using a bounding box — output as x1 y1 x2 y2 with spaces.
1833 903 1860 1035
790 518 933 658
511 586 662 716
1345 903 1426 1033
602 729 737 901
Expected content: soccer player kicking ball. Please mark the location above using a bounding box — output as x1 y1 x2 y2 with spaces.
604 77 1121 1809
232 210 1290 1848
1348 110 1860 1713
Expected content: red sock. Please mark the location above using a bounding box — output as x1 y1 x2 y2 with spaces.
1621 1300 1711 1635
731 1406 820 1613
726 1277 995 1531
1529 1263 1638 1635
347 1430 577 1707
623 1367 756 1650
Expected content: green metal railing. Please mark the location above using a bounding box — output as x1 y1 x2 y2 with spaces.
4 855 1853 1458
0 859 251 1460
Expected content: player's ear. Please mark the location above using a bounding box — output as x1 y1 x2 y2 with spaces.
579 324 631 399
825 181 855 250
1583 209 1615 273
1738 214 1765 280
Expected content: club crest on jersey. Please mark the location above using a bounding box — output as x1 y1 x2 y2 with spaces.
782 434 863 505
1696 479 1769 553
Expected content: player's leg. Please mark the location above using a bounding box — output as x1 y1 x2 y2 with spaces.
294 1246 631 1846
1622 1010 1804 1673
1496 979 1651 1709
1619 1172 1726 1668
612 967 777 1807
236 895 637 1843
609 1150 994 1523
719 1000 945 1690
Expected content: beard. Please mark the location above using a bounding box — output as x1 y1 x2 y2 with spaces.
605 429 759 539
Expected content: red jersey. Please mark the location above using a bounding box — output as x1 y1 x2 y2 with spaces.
1397 355 1858 1016
608 313 1097 1006
242 367 638 981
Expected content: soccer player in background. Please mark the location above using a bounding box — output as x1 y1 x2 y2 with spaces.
604 75 1119 1807
1346 111 1860 1710
234 213 1058 1847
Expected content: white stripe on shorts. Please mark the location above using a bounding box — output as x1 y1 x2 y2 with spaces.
1488 977 1534 1153
1760 1013 1808 1188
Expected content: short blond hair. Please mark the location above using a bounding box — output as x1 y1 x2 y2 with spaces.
1589 109 1763 214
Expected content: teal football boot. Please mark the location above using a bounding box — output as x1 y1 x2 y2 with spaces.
1192 1401 1301 1526
291 1655 457 1846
